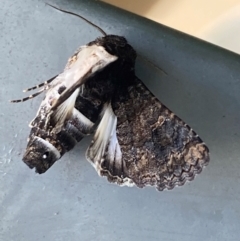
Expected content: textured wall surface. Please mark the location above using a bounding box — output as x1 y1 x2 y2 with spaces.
1 1 240 241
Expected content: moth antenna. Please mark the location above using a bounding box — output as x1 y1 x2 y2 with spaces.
23 75 57 92
23 74 58 92
10 88 45 103
46 3 107 36
138 54 167 75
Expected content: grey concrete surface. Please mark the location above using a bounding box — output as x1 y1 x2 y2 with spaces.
1 1 240 241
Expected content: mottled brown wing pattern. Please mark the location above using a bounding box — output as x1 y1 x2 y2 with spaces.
87 77 209 191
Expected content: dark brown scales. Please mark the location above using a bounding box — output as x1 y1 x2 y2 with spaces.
97 77 209 190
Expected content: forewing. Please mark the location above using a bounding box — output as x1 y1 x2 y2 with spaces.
30 44 117 132
86 77 209 191
50 45 117 112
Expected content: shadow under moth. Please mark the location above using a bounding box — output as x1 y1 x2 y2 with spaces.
11 4 209 191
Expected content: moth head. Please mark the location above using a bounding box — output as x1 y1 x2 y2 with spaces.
23 136 61 174
89 35 137 70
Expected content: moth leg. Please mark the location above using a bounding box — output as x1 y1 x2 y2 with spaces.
10 75 58 103
23 74 58 92
10 88 45 103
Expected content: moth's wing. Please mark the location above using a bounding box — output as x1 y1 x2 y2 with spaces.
50 45 117 113
86 77 209 191
86 104 134 186
30 45 117 132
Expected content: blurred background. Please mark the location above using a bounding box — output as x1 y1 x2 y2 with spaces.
103 0 240 54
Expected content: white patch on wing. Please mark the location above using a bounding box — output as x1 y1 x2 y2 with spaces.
71 45 118 77
108 126 122 165
86 104 134 187
52 88 80 130
35 136 61 159
87 103 118 162
119 178 135 187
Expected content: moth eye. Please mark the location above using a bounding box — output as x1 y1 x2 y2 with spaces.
42 152 49 159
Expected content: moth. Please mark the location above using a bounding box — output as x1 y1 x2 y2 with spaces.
11 4 209 191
